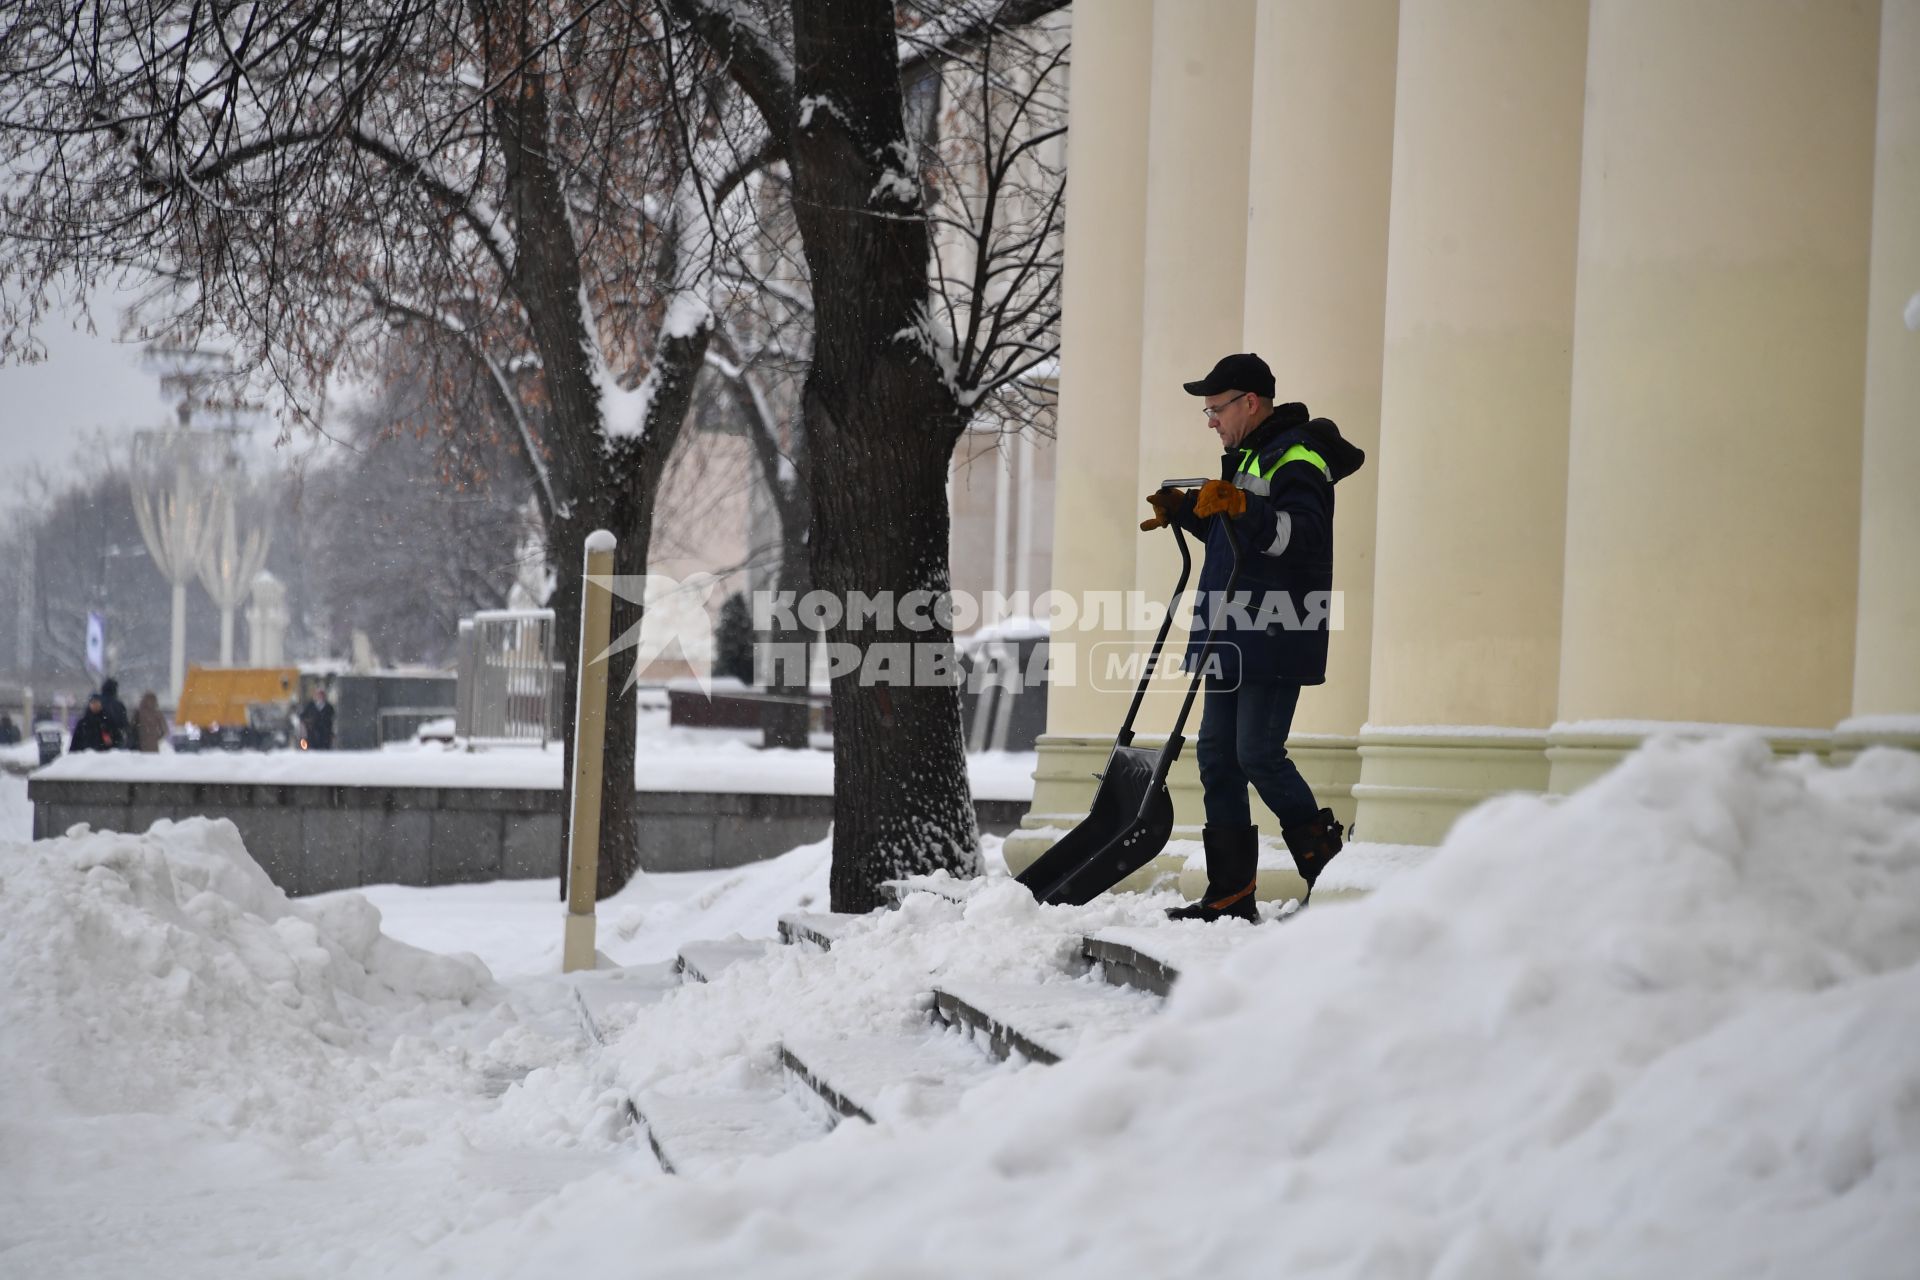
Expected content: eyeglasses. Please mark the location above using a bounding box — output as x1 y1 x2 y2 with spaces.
1202 392 1250 420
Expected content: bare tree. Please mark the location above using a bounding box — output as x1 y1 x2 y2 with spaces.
0 1 778 894
297 352 537 667
7 444 209 698
3 0 1067 909
907 1 1069 434
666 0 1068 910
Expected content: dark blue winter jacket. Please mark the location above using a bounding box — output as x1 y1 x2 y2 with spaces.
1174 403 1365 686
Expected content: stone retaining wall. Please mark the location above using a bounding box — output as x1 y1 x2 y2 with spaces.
27 778 1028 897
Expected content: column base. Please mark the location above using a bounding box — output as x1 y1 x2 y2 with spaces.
1004 731 1360 880
1545 721 1834 793
1829 716 1920 765
1351 727 1551 846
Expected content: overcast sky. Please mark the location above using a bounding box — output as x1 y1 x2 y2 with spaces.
0 301 174 494
0 286 350 515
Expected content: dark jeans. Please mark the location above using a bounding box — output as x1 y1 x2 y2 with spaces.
1195 679 1320 830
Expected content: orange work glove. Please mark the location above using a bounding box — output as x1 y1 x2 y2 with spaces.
1139 487 1192 531
1193 478 1247 520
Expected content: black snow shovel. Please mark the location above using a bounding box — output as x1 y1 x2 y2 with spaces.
1017 480 1242 906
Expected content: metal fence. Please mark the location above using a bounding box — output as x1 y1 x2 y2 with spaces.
456 609 562 745
960 635 1050 753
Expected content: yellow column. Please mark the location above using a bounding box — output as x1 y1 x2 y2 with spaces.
1129 0 1258 733
1126 0 1258 868
1550 0 1881 789
1011 0 1157 869
1840 0 1920 761
1240 0 1399 826
1355 0 1590 844
1012 0 1257 879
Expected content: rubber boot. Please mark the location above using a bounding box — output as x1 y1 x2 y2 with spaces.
1281 808 1345 905
1166 825 1260 922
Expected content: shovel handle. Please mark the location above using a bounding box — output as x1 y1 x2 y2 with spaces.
1164 513 1243 761
1116 517 1195 746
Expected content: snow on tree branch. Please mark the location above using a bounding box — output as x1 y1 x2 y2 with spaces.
661 0 797 151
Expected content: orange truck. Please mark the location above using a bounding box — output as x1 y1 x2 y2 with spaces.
174 665 304 749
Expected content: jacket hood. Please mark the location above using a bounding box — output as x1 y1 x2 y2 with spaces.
1244 403 1367 483
1301 416 1366 482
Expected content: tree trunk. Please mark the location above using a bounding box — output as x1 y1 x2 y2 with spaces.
547 326 707 900
809 390 980 912
499 73 707 900
789 0 981 912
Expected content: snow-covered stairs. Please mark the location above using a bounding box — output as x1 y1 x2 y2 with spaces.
1082 933 1182 997
633 877 1269 1174
775 911 864 951
1081 922 1269 997
931 977 1159 1065
779 1031 1002 1124
675 938 776 983
634 1088 827 1175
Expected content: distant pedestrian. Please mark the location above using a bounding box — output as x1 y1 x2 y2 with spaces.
0 713 18 745
134 691 168 753
99 677 132 749
300 686 335 750
70 694 116 753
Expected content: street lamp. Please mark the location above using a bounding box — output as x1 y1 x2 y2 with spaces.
130 347 269 699
130 429 224 702
199 487 271 667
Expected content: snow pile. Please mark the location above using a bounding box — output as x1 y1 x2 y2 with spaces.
5 737 1918 1277
0 816 713 1278
417 736 1920 1278
599 834 834 965
0 817 494 1146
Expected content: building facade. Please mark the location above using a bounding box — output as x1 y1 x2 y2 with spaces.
1010 0 1919 875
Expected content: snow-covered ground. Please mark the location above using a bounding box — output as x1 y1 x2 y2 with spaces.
350 832 865 980
3 735 1918 1277
1 771 30 843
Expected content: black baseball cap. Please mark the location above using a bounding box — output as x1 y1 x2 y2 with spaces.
1182 352 1275 400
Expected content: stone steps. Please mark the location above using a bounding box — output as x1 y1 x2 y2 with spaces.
779 1030 1003 1124
676 938 777 983
1082 922 1270 996
1082 932 1183 997
626 889 1296 1173
776 910 866 951
634 1029 1009 1174
932 977 1161 1065
632 1086 828 1175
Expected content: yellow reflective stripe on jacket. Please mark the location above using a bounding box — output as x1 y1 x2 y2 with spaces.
1237 443 1330 482
1272 443 1330 479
